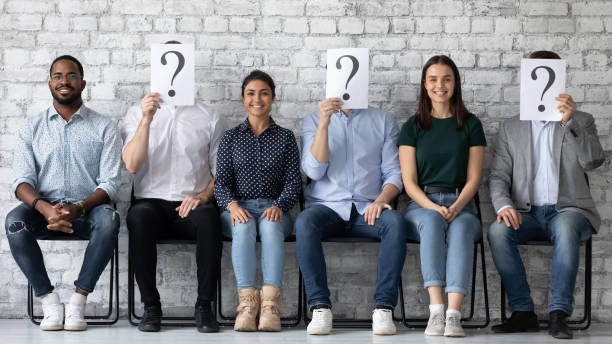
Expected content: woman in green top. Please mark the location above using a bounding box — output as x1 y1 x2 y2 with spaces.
399 55 486 337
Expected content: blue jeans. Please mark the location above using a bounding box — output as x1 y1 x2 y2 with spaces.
295 204 407 310
487 205 592 315
220 199 293 291
404 192 482 295
5 202 120 297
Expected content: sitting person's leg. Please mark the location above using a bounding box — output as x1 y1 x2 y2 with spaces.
64 203 119 331
351 208 407 335
173 202 221 332
404 204 448 336
126 199 167 332
257 211 293 331
295 205 344 335
5 203 62 330
487 208 544 333
444 208 482 337
546 209 592 339
220 201 259 332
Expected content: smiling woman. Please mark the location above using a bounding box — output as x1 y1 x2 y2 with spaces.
214 70 301 333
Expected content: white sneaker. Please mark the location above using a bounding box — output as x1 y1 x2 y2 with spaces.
40 292 63 331
307 307 333 335
64 293 87 331
444 311 465 337
372 308 396 335
424 311 445 336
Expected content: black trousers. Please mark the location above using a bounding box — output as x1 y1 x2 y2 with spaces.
127 198 221 307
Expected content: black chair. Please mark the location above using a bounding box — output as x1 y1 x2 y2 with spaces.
500 237 592 330
400 193 490 329
28 233 119 326
128 238 203 327
216 235 303 327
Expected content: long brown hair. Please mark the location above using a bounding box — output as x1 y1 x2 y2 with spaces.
415 55 470 130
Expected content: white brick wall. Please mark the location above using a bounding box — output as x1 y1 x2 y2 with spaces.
0 0 611 323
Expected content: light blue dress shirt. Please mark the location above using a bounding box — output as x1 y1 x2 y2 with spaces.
301 106 403 220
12 105 122 203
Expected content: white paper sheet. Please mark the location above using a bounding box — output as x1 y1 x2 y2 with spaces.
520 58 566 121
151 44 195 106
326 48 369 109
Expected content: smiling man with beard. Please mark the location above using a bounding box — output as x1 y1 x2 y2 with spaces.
5 55 122 331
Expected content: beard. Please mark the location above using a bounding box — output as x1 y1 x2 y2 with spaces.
51 87 82 105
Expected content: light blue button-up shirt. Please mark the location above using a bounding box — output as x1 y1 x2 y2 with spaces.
12 105 122 203
301 106 403 220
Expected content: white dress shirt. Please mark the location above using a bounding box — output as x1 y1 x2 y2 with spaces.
120 103 225 201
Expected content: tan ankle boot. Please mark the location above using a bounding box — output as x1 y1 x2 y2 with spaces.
234 287 259 331
258 285 284 332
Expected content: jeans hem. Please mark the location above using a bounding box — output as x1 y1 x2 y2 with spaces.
34 286 55 298
374 302 395 310
424 280 446 289
548 305 572 316
445 286 468 295
73 281 94 294
308 301 332 311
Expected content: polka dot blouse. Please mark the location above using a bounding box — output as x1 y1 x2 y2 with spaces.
214 118 302 212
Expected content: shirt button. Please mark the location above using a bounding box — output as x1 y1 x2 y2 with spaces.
526 203 530 207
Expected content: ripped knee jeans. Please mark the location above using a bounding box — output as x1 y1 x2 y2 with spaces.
5 202 119 296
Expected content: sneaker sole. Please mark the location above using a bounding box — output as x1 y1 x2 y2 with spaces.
373 329 396 335
64 324 87 331
307 328 332 335
40 324 63 331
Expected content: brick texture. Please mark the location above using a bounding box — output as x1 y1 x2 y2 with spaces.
0 0 611 323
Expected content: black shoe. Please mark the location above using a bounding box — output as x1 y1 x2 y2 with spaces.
138 305 162 332
195 302 219 333
491 311 539 333
549 310 573 339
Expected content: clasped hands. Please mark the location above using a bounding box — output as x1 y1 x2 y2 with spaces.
41 202 81 233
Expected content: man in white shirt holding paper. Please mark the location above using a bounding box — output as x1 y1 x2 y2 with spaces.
488 50 604 339
121 41 225 333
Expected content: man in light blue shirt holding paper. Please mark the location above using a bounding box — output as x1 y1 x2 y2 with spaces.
296 98 407 336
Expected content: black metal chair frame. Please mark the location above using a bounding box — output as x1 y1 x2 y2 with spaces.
401 193 490 329
500 237 592 331
216 235 303 327
28 233 119 326
301 236 405 328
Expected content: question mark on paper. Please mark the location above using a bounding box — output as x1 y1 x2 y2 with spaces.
530 66 555 112
335 55 359 101
161 50 185 97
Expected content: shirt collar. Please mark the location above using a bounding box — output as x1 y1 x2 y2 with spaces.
239 117 278 132
48 104 87 120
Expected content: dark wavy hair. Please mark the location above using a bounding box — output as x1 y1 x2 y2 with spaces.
241 70 276 98
415 55 470 130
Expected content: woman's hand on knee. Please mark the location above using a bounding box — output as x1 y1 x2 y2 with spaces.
228 202 252 225
261 206 283 222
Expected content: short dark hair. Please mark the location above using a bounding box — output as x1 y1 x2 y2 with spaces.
415 55 471 131
50 55 84 78
528 50 561 59
164 40 181 44
241 70 276 98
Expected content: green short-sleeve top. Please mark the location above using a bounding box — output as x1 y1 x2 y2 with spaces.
398 115 487 189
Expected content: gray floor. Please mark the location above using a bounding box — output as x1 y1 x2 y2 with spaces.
2 320 612 343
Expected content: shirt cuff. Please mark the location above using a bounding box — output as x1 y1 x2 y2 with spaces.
560 118 573 127
382 175 403 194
302 150 329 178
496 205 513 214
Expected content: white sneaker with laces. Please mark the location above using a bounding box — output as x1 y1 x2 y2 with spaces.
444 311 465 337
40 292 63 331
424 311 445 336
372 308 396 335
307 307 333 335
64 293 87 331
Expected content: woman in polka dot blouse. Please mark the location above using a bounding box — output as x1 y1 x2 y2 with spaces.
214 70 301 332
